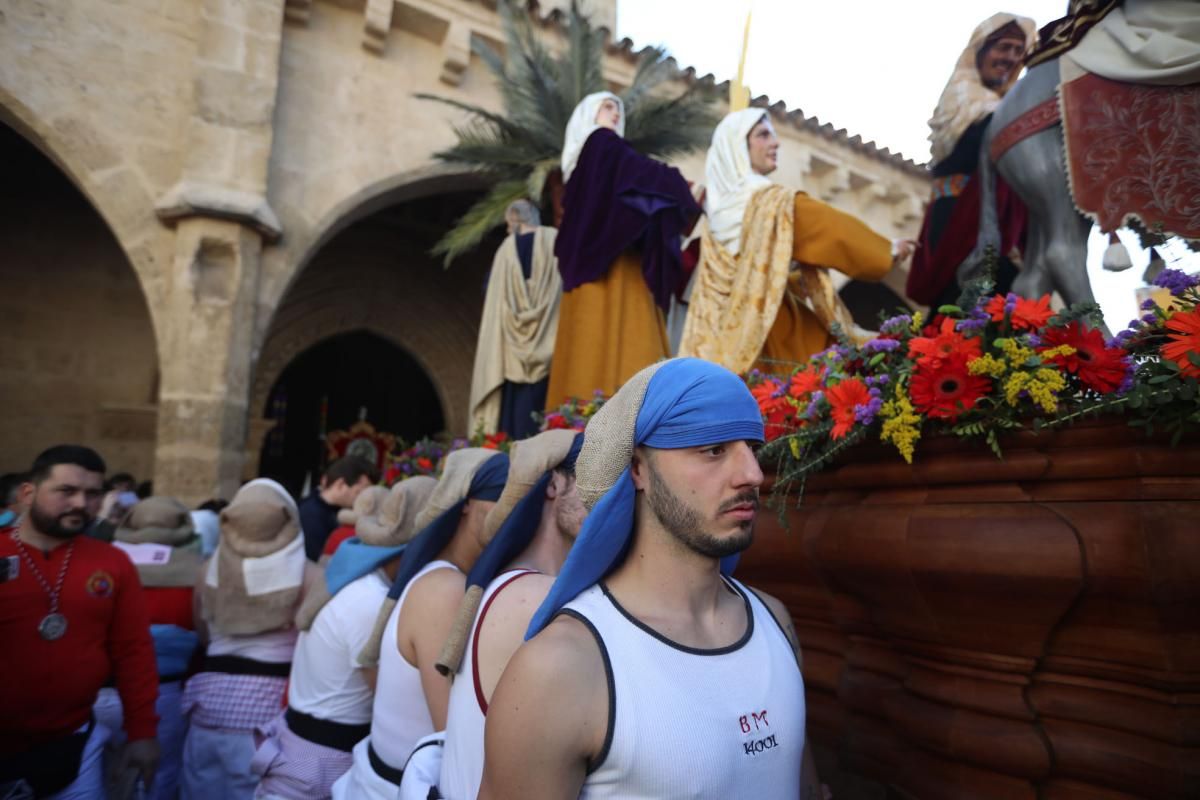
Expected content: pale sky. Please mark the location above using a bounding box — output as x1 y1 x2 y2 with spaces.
616 0 1199 331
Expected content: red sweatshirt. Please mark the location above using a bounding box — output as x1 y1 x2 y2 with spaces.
0 533 158 752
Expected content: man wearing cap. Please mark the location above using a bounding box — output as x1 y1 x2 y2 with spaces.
436 429 586 800
340 448 508 798
251 477 436 799
480 358 820 799
180 479 318 800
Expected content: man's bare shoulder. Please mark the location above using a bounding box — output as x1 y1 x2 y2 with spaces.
486 572 556 621
406 565 467 606
502 612 607 698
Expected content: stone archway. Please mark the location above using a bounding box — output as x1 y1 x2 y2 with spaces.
0 121 160 478
246 185 504 476
256 330 444 495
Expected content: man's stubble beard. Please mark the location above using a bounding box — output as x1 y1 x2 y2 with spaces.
645 461 755 560
28 500 90 540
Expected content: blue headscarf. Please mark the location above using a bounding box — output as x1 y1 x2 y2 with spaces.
465 433 584 595
383 451 509 603
526 358 763 638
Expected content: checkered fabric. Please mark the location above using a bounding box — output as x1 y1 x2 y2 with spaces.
181 672 287 732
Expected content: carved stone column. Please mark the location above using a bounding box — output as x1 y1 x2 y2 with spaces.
152 0 285 503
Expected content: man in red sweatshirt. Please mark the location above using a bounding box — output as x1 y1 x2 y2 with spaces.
0 445 160 798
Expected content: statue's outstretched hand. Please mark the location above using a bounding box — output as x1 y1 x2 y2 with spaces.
891 238 918 262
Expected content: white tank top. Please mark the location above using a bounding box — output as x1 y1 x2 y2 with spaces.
439 569 538 800
563 579 805 799
368 559 460 770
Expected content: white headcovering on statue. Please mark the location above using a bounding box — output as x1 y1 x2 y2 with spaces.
927 13 1036 166
704 108 773 256
560 91 625 182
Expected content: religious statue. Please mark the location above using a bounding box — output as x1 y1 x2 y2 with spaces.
468 199 561 439
545 92 701 406
678 109 914 375
907 13 1036 308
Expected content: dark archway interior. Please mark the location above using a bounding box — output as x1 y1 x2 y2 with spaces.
0 121 159 477
258 330 444 495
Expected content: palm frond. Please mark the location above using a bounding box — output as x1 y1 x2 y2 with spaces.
430 179 529 267
419 0 716 265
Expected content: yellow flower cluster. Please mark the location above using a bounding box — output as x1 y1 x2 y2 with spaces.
910 311 924 333
1003 368 1067 413
968 353 1007 378
879 387 922 463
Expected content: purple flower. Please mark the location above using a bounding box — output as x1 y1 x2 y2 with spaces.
956 317 989 333
854 395 883 426
1004 292 1018 316
863 338 901 353
1025 333 1042 347
879 314 912 334
804 391 825 420
1152 268 1200 297
1140 298 1159 311
866 374 890 388
1142 312 1158 325
1116 362 1136 396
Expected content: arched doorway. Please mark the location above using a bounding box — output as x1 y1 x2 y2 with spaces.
249 185 503 478
258 331 444 495
0 121 159 478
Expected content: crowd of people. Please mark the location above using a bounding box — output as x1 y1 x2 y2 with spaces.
2 358 814 800
2 12 1036 799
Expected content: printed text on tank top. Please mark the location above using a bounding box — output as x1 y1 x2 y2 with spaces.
557 578 806 795
472 568 539 715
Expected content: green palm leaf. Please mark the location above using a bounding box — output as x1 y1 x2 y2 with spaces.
421 0 716 264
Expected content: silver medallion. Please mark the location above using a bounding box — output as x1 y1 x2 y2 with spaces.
38 612 68 640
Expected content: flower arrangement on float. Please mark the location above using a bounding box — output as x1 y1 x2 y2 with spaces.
535 390 608 432
382 431 515 486
749 268 1200 501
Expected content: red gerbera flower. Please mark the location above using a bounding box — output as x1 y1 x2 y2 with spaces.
415 457 434 471
908 316 982 369
1163 307 1200 378
826 378 871 440
909 353 991 420
751 379 794 440
1039 322 1128 393
788 366 823 400
985 294 1054 331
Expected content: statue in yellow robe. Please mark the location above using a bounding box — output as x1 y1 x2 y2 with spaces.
679 109 915 375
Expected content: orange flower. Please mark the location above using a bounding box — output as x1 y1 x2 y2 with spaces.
908 316 982 368
788 366 823 400
909 353 991 420
985 294 1054 330
826 378 870 440
1039 322 1128 393
1163 307 1200 378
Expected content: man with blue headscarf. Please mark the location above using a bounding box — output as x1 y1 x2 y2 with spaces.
479 358 820 800
333 448 508 800
435 429 586 800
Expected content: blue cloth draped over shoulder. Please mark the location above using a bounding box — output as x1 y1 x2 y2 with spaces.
465 433 584 595
526 358 764 638
554 128 701 312
325 538 407 596
383 453 510 602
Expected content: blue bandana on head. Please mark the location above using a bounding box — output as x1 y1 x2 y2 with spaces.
465 433 584 595
325 538 407 596
384 452 510 602
526 358 764 638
